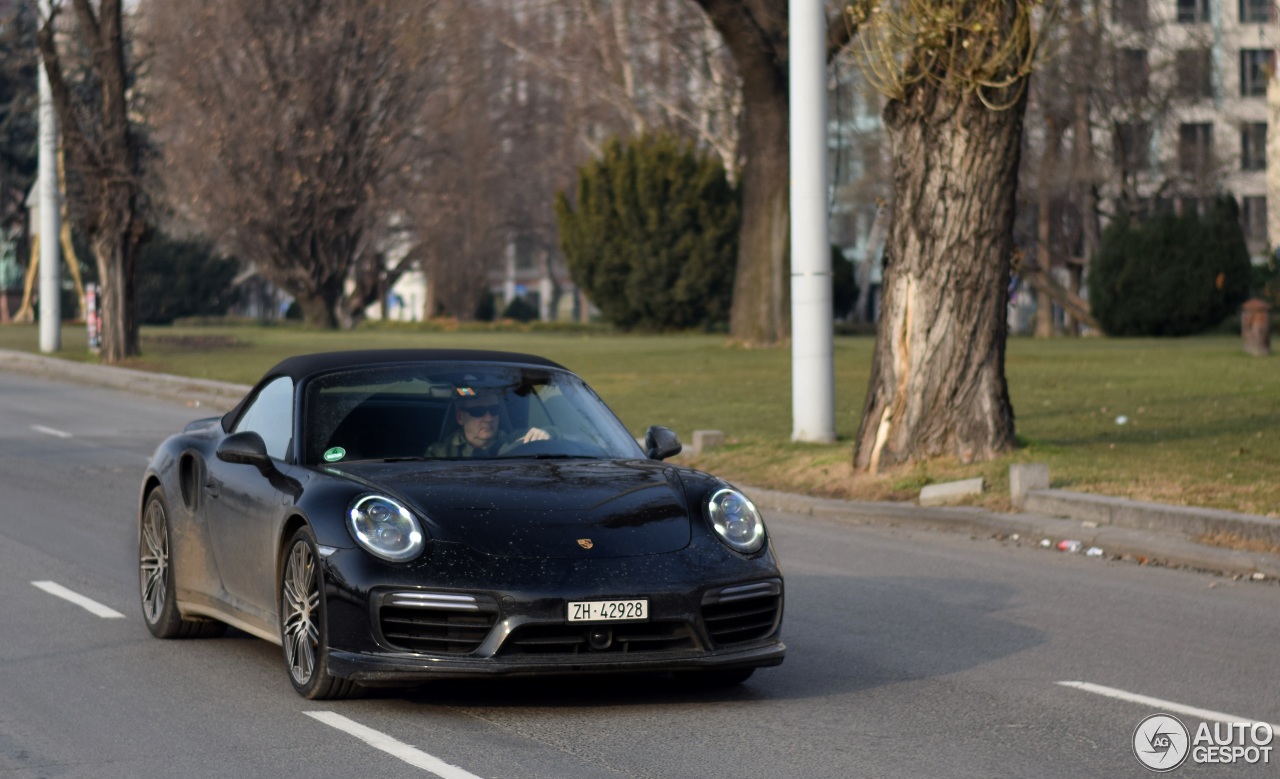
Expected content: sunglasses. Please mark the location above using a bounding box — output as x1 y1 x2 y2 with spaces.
460 404 501 418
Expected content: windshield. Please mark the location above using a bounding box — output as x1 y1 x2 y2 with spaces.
302 362 644 465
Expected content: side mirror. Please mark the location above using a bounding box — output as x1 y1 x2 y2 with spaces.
644 425 682 461
216 431 273 469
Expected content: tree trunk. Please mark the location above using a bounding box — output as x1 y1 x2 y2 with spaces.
1034 115 1059 338
1071 98 1100 336
1034 173 1054 337
93 222 139 363
853 83 1025 472
293 285 341 329
729 72 790 345
687 0 792 346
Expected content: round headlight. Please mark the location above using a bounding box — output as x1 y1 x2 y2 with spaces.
347 495 425 562
706 488 765 554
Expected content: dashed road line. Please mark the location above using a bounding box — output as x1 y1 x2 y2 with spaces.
306 712 485 778
31 580 125 619
1057 681 1280 729
31 425 72 439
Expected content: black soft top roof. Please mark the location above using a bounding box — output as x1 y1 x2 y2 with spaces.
263 349 566 382
221 349 568 431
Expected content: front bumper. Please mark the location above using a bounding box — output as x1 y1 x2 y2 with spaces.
319 540 786 682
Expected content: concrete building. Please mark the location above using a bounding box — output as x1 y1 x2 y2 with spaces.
1109 0 1275 254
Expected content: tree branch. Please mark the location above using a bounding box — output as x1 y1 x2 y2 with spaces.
826 9 859 61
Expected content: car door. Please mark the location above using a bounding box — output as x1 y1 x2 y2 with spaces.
205 375 295 622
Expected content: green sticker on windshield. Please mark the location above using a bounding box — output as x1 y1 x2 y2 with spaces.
323 447 346 462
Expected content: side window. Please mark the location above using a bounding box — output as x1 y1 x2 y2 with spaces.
233 376 294 460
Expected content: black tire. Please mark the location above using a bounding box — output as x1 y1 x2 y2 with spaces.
674 667 756 689
139 488 226 639
280 526 361 700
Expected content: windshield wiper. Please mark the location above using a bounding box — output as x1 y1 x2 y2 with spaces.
502 453 598 460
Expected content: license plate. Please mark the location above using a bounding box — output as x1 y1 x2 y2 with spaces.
567 599 648 623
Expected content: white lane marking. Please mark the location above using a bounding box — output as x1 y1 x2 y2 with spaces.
306 711 485 779
32 425 72 439
1058 681 1280 730
31 581 126 619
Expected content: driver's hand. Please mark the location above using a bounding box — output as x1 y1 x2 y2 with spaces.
520 427 551 443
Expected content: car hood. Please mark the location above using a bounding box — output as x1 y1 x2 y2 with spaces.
326 459 693 559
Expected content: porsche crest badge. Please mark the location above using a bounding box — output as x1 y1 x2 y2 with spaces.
577 538 594 550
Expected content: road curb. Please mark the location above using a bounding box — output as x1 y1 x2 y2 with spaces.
1023 489 1280 545
0 349 249 411
742 486 1280 580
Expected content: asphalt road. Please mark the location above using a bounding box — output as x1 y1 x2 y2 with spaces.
1 370 1277 778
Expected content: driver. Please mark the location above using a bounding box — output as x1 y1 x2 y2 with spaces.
426 388 550 458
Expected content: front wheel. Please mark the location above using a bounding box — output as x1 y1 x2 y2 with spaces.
280 526 360 700
139 488 225 639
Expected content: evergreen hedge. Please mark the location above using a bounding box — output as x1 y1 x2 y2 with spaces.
1088 197 1252 336
555 133 739 331
137 236 239 325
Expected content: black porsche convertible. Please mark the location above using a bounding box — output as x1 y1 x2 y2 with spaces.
138 349 785 699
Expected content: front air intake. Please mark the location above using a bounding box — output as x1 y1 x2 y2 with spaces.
701 580 782 646
376 591 499 654
499 621 696 656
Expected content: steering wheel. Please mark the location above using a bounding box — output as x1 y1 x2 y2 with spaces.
500 438 561 456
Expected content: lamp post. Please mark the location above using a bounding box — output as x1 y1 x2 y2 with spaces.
37 0 61 353
789 0 835 443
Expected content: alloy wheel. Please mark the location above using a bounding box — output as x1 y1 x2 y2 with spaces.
282 540 320 685
139 498 169 625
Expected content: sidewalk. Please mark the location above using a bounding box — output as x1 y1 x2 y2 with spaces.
3 348 1277 580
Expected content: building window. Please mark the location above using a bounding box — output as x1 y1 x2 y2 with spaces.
1240 0 1271 22
1241 196 1267 244
1175 48 1213 99
1116 49 1149 100
1242 123 1267 170
1240 50 1271 97
1114 121 1152 171
1178 0 1210 21
1113 0 1149 25
1178 123 1213 176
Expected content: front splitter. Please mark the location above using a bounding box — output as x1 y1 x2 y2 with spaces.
327 640 785 683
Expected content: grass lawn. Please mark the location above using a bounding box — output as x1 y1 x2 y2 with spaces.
3 321 1278 517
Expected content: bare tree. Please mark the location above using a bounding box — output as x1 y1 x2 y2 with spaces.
0 3 37 240
386 0 581 321
508 1 742 174
35 0 147 361
1017 0 1225 336
143 0 440 328
687 1 855 346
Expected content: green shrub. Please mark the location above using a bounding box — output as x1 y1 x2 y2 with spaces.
473 291 497 322
137 235 240 325
1252 252 1280 308
555 132 739 331
1088 197 1252 336
501 295 538 322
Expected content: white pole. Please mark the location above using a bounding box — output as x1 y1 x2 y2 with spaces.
37 47 61 354
789 0 835 443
